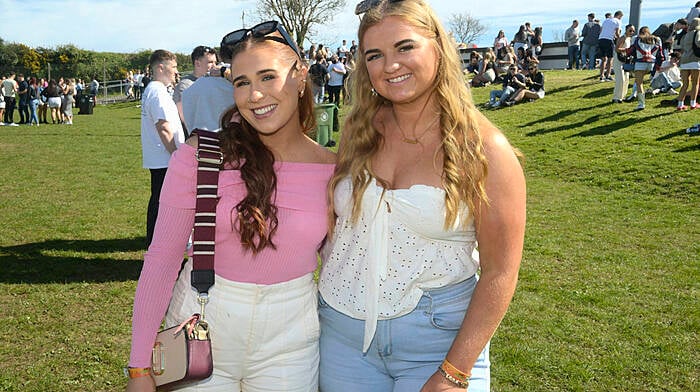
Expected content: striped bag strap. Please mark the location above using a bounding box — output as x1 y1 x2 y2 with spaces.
191 129 222 298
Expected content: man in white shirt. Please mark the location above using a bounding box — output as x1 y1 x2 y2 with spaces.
327 55 346 107
140 49 184 247
2 72 18 125
339 39 349 59
598 10 624 81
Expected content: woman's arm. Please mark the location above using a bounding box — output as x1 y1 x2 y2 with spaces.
450 117 525 370
422 117 526 391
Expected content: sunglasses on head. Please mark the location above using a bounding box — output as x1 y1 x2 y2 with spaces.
355 0 404 15
221 21 300 57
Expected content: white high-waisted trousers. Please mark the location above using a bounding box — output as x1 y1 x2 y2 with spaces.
166 260 319 391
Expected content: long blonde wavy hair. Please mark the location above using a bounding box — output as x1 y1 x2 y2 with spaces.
328 0 489 231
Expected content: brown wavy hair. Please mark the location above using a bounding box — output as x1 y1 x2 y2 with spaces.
218 35 315 253
329 0 489 232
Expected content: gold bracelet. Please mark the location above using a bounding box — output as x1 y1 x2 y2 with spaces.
124 367 151 378
438 366 469 389
441 359 471 382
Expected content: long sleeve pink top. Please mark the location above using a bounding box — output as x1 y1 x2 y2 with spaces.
129 143 334 367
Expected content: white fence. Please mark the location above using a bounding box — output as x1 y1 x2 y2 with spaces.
95 79 141 104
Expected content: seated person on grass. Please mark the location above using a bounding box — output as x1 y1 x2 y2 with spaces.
488 65 526 108
506 63 545 105
465 51 482 74
470 51 497 87
495 46 516 78
649 51 682 95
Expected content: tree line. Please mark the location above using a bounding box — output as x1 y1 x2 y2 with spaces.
0 37 191 82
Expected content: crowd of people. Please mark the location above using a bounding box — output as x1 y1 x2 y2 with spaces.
464 21 547 108
563 5 699 115
465 2 700 121
123 69 149 101
0 73 101 126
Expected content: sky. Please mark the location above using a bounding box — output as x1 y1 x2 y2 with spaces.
0 0 692 56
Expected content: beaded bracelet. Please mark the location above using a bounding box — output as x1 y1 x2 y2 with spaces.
438 366 469 389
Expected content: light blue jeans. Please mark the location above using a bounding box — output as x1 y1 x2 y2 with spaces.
29 98 40 125
650 73 681 91
581 43 598 70
490 86 515 105
319 275 490 392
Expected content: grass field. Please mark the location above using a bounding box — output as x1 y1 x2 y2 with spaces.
0 70 698 391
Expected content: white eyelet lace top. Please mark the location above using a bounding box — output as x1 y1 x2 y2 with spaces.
319 176 480 352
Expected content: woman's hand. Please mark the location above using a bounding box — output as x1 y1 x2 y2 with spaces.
125 374 156 392
420 371 466 392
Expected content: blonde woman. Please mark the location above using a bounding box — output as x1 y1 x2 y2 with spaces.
470 50 497 87
319 0 525 391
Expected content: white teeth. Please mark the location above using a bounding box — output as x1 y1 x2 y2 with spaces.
388 74 411 83
253 105 276 115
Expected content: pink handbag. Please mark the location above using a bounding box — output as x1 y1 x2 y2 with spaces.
152 315 213 387
151 129 222 389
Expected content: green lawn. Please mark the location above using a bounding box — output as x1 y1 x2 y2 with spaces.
0 70 698 391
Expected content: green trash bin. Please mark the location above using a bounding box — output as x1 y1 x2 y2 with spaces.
314 103 336 147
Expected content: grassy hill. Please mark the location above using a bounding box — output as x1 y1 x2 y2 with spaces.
0 70 697 391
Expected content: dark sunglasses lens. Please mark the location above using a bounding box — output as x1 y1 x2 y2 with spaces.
223 30 246 45
251 21 278 37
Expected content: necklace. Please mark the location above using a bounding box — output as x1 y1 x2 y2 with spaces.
392 109 439 144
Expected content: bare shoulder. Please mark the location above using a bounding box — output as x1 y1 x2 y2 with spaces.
476 113 519 163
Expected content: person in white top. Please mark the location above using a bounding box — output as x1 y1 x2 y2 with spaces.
649 51 682 95
598 10 624 81
339 39 350 59
140 49 184 246
319 0 526 391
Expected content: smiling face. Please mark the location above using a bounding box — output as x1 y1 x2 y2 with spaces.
230 43 305 137
362 16 438 105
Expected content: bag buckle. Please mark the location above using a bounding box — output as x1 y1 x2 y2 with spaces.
195 149 223 165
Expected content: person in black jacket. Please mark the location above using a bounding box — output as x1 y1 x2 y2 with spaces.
506 63 545 105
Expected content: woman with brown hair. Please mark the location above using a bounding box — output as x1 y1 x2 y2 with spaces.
126 21 335 392
626 26 665 110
